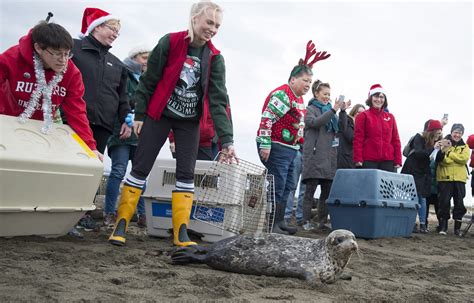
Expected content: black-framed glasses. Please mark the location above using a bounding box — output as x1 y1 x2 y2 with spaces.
45 49 73 60
104 24 120 36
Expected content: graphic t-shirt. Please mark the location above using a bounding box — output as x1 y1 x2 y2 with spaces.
162 46 203 120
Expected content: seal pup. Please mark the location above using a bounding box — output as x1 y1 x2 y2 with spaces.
171 229 358 284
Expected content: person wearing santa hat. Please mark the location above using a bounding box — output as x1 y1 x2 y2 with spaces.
401 119 444 234
353 84 402 171
0 19 100 159
71 7 132 155
71 7 132 232
109 1 236 247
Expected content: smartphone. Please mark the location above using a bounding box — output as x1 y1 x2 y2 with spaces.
338 95 345 102
443 113 448 120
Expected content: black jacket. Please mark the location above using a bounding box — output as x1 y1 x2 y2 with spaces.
401 133 433 198
72 35 130 132
337 110 355 169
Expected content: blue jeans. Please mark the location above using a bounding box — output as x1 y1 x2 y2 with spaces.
105 145 145 215
257 142 298 205
417 196 427 225
285 150 304 222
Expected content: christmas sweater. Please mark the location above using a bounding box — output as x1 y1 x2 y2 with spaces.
0 29 96 150
256 84 305 150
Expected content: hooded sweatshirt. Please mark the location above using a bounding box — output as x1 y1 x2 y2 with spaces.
0 29 96 150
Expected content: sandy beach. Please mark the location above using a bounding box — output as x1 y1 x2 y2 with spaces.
1 213 473 302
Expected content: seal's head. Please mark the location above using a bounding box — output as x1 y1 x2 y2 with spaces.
325 229 358 270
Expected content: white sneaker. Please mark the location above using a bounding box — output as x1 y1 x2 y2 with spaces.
303 222 315 231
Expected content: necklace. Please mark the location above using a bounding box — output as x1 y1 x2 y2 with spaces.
17 52 66 134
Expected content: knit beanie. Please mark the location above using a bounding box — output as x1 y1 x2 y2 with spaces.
450 123 464 134
128 45 151 59
426 120 442 132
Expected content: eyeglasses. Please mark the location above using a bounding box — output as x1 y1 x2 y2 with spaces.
104 24 120 36
45 49 73 60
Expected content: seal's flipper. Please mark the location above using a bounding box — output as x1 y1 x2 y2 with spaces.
171 245 208 265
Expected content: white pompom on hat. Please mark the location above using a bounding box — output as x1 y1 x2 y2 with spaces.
128 46 151 59
368 84 386 97
79 7 118 38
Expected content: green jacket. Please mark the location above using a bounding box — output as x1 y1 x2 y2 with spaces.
106 59 141 152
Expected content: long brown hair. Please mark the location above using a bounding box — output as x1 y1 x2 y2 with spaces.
349 104 365 119
422 130 441 148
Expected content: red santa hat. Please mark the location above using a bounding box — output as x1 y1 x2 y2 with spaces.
368 84 386 97
79 8 118 38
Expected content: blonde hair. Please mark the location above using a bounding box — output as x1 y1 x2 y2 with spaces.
187 1 223 42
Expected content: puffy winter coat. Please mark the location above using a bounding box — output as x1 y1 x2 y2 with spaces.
353 107 402 166
436 136 469 183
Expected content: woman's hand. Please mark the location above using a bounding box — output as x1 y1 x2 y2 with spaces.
342 99 352 111
92 150 104 162
119 123 132 140
259 148 270 162
333 98 342 111
220 144 238 164
134 121 143 137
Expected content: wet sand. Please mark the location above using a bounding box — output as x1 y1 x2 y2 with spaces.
1 214 473 302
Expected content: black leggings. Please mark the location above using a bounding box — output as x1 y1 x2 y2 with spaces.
131 116 200 183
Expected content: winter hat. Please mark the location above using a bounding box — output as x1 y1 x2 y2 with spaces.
128 45 151 59
368 84 386 97
80 8 118 38
426 119 442 132
450 123 464 134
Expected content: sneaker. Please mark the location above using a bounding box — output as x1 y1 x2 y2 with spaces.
137 214 147 228
302 221 315 231
77 214 98 232
67 227 84 238
103 213 116 229
419 224 428 234
439 230 447 235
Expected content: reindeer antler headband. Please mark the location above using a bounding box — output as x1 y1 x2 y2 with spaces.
291 40 331 77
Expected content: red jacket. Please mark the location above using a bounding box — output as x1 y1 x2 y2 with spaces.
353 107 402 166
0 30 96 150
467 134 474 168
147 31 220 146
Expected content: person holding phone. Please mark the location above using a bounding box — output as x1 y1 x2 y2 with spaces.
337 103 365 169
353 84 402 171
435 123 469 235
300 80 349 231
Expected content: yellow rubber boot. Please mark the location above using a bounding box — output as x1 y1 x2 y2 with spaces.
172 190 197 247
109 185 142 246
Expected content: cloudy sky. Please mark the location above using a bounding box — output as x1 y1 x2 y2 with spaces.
1 0 472 203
